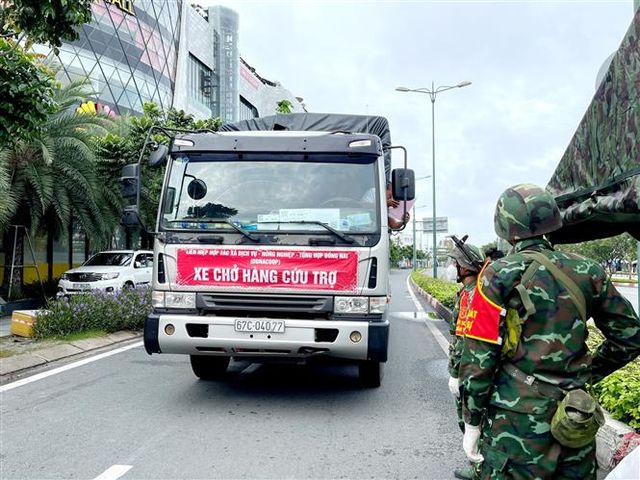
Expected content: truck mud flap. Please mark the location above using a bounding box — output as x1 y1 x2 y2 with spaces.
144 314 161 354
367 323 389 362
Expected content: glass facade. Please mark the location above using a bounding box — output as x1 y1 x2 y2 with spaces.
239 95 259 120
187 54 214 111
209 6 239 122
56 0 182 115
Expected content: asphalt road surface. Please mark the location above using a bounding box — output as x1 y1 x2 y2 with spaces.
0 270 466 480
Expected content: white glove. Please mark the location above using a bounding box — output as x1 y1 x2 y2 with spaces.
462 423 484 463
448 376 460 398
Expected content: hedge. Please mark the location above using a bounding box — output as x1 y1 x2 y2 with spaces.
34 287 152 339
410 270 459 309
587 325 640 429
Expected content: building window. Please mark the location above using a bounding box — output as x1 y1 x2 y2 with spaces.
188 53 213 110
239 95 258 120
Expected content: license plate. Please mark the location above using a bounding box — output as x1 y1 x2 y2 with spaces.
72 283 90 290
234 319 285 333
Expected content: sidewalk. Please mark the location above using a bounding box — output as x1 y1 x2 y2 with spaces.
0 319 141 378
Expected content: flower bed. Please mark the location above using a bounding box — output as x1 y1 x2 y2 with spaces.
34 288 152 339
587 325 640 430
410 270 458 309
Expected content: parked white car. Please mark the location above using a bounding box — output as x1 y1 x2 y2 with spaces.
57 250 153 297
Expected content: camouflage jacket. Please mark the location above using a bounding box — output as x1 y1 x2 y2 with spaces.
448 282 476 378
459 238 640 426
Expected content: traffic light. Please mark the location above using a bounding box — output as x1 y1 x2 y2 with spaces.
120 163 140 227
119 163 138 198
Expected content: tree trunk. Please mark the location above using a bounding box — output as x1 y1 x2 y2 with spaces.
2 226 24 299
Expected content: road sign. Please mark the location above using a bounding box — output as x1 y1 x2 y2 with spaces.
420 217 448 233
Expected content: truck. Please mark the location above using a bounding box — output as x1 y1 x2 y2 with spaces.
122 113 415 387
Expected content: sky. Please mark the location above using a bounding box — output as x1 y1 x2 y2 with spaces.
203 0 635 247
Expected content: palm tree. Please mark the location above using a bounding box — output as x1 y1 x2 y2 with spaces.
1 79 121 297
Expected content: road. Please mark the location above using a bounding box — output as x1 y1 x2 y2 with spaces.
617 285 638 315
0 270 466 480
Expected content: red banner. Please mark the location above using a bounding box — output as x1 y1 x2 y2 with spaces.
176 248 359 291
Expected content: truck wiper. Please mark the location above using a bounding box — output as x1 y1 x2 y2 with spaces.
275 221 355 244
192 219 260 242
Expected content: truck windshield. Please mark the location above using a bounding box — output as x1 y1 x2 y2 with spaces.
160 153 380 234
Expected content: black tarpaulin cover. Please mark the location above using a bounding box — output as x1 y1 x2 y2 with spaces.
546 11 640 243
219 113 392 181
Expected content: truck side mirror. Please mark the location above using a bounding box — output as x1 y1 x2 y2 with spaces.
119 163 139 198
391 168 415 201
163 187 176 215
121 205 141 227
187 178 207 200
148 143 168 167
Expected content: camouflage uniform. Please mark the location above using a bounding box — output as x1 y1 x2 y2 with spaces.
459 184 640 480
447 243 485 432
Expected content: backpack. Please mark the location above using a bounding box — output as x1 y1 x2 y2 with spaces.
501 250 587 358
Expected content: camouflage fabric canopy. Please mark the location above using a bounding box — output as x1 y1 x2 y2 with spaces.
547 11 640 243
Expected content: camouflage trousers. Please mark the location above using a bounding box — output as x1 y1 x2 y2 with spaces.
475 405 596 480
455 394 465 432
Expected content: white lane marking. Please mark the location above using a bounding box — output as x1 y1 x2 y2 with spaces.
93 464 133 480
0 341 143 393
405 275 450 355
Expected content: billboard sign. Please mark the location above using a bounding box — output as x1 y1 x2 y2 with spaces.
420 217 448 233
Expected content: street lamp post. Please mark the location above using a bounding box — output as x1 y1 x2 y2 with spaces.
396 81 471 278
411 175 431 271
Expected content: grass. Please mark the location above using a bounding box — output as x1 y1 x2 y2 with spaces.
55 329 108 342
0 348 15 358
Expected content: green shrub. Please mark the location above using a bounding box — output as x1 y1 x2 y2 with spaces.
411 270 458 309
587 325 640 429
34 287 152 339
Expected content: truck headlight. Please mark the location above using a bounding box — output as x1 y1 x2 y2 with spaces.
101 272 120 280
61 273 69 280
335 296 369 314
369 296 389 314
152 291 165 308
153 291 196 309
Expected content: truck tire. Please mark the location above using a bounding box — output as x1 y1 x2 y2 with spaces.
358 360 383 388
190 355 230 380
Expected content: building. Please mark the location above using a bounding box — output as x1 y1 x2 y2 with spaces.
2 0 305 286
50 0 182 115
40 1 303 122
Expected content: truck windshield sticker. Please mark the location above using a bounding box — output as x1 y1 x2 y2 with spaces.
176 248 359 291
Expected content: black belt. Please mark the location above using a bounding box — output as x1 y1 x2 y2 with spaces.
503 363 567 401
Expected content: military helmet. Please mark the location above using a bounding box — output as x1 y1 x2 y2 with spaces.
494 184 562 241
449 243 485 273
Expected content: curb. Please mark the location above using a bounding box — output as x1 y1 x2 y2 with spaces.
0 330 142 378
408 278 636 475
409 276 453 322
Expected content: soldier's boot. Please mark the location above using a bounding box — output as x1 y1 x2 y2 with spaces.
453 464 475 479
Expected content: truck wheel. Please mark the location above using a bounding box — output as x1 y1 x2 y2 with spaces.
190 355 230 380
359 361 383 388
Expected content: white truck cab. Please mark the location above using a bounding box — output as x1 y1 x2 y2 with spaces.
124 114 414 387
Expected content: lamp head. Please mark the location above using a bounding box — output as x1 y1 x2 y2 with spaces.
395 86 411 92
457 81 472 88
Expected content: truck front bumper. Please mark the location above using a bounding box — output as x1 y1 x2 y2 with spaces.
144 313 389 362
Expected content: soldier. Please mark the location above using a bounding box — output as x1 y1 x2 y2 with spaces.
446 238 486 480
458 183 640 479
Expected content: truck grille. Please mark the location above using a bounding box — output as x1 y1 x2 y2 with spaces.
196 293 333 318
66 272 103 282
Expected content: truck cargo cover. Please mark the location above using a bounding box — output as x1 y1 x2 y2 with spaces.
220 113 392 181
546 11 640 243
